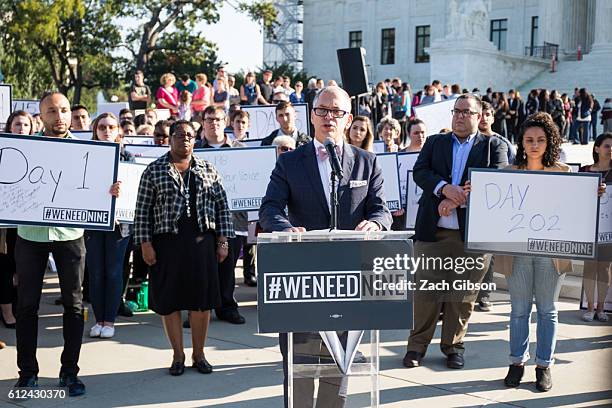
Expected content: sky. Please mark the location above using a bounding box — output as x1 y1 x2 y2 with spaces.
198 2 264 73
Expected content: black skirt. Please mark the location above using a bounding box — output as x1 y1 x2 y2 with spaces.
149 177 220 315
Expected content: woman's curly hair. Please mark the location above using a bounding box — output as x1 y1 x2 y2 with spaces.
514 112 561 168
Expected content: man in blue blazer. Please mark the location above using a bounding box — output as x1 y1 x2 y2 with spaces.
259 86 392 407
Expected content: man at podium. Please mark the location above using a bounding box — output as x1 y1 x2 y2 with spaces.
260 85 392 407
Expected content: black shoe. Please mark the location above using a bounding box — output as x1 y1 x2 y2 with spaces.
192 358 213 374
476 297 492 312
217 311 245 325
243 274 257 287
353 350 367 363
59 374 86 397
402 351 423 368
117 301 134 317
182 319 190 329
446 353 464 369
504 364 524 387
535 367 552 392
12 376 38 400
169 360 185 376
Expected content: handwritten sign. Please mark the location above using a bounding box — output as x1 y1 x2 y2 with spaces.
413 99 454 136
0 134 119 230
193 146 277 211
134 108 171 121
598 183 612 243
124 144 169 158
397 152 419 207
376 153 401 211
241 103 309 139
0 84 13 128
404 170 422 229
12 99 39 115
466 169 600 258
116 162 147 223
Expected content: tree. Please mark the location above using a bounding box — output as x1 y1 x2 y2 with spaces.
0 0 123 103
118 0 278 74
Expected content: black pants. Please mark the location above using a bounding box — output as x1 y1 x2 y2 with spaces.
0 228 17 304
279 332 348 408
231 236 256 278
15 236 85 378
215 238 238 316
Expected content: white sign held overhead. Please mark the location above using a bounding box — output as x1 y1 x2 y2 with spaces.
413 99 455 137
12 99 39 115
0 134 119 230
115 162 147 223
97 102 129 119
241 103 310 140
193 146 277 211
466 169 600 259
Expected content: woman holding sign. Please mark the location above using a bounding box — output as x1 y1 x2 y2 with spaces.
580 132 612 322
134 120 234 376
498 113 605 392
86 113 131 339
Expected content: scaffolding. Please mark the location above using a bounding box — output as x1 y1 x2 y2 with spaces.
263 0 304 71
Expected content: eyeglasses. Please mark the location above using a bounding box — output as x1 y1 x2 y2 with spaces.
451 109 479 117
204 117 225 124
313 107 349 118
278 146 294 152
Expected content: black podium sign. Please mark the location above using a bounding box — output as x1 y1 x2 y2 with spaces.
257 239 414 333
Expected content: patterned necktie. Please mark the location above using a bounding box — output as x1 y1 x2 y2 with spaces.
317 145 341 161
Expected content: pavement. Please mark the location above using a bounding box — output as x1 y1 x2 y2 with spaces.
0 142 611 408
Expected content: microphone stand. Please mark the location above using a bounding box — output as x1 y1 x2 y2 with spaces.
329 169 341 231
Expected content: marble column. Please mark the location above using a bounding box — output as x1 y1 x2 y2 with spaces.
590 0 612 54
561 0 589 53
537 0 565 46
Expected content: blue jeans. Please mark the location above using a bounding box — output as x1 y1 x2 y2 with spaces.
85 231 130 323
577 121 591 144
507 256 564 368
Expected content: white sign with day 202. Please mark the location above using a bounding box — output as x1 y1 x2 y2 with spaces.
241 103 310 140
115 162 147 223
466 169 601 259
375 153 401 212
193 146 277 211
0 134 119 230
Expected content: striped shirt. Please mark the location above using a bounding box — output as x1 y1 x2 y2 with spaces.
134 152 234 244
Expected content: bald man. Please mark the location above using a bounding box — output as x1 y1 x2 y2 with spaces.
13 92 87 397
259 86 392 407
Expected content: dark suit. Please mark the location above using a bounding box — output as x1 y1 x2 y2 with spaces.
406 132 507 357
259 141 392 408
260 128 311 147
413 132 508 242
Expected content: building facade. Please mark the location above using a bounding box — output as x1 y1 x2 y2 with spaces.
264 0 611 97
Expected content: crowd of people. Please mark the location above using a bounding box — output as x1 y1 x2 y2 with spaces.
0 65 611 404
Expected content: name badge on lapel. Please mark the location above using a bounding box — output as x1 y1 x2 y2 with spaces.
349 180 368 188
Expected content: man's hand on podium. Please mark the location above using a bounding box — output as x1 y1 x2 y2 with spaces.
355 220 381 232
283 227 306 232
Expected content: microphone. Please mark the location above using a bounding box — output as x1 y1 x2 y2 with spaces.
324 137 343 179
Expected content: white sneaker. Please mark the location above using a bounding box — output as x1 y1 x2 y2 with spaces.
582 311 596 322
596 312 609 322
89 324 103 337
100 326 115 338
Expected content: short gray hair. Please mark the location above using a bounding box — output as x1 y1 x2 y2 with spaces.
313 86 351 112
377 115 401 135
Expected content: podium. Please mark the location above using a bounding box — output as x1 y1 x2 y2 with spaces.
257 230 414 407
